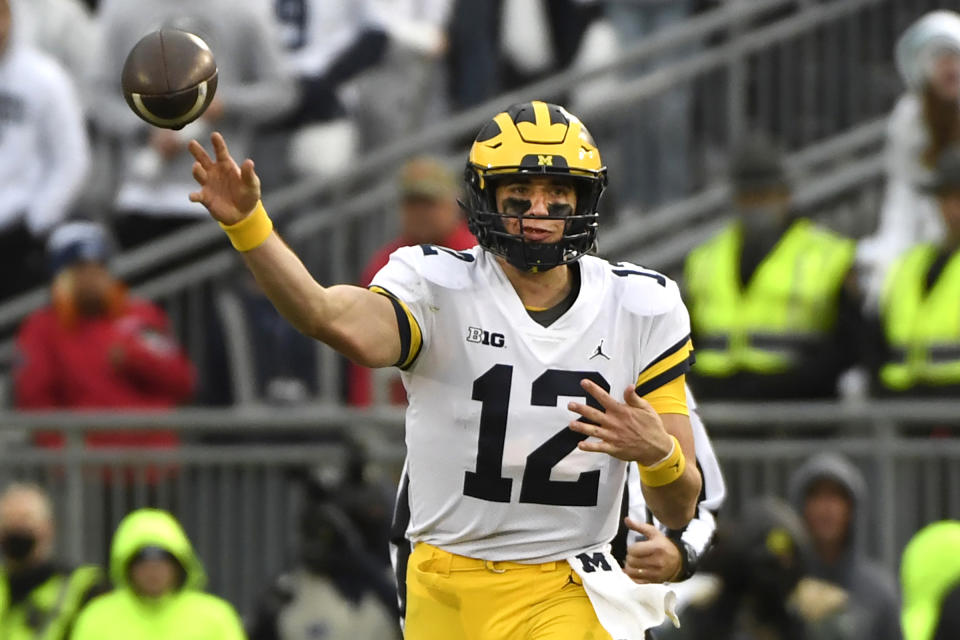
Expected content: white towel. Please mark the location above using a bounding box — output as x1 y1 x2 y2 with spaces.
567 546 680 640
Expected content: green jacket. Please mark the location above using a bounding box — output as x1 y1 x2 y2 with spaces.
901 521 960 640
0 564 103 640
880 245 960 390
71 509 245 640
684 219 855 377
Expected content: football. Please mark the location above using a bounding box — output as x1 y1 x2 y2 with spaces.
121 29 218 130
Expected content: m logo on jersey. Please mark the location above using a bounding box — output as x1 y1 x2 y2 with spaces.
467 327 506 348
575 552 613 573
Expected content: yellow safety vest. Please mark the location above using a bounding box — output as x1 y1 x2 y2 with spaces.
684 219 855 377
880 244 960 390
0 565 103 640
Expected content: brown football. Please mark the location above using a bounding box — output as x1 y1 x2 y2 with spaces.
121 29 218 130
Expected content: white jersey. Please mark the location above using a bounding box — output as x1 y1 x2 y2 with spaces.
371 245 693 562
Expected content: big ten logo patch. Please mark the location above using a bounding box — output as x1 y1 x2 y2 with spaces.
466 327 505 348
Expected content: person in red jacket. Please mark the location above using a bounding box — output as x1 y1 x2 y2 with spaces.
14 221 195 448
349 156 475 406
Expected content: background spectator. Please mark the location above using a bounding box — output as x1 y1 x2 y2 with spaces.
91 0 296 250
14 222 194 445
9 0 97 93
0 0 90 300
351 0 455 152
659 498 864 640
348 155 474 406
868 146 960 396
71 508 246 640
684 134 860 400
0 483 107 640
859 11 960 302
269 0 385 183
789 453 901 640
602 0 695 212
900 521 960 640
247 465 398 640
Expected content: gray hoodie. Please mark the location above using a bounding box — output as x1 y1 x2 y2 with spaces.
788 453 902 640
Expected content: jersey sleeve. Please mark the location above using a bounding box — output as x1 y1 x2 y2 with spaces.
368 246 432 370
635 291 695 405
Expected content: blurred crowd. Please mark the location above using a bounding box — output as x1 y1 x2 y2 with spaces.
2 1 960 639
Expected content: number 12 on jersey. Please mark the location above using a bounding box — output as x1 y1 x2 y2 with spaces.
463 365 610 507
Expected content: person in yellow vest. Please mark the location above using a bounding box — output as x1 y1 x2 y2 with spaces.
70 508 245 640
684 134 860 400
900 520 960 640
874 147 960 395
0 483 107 640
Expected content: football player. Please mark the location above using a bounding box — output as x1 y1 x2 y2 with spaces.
188 101 702 639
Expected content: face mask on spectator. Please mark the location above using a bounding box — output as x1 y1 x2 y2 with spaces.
0 530 36 561
739 203 787 236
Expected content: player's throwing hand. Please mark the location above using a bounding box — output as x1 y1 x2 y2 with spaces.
188 132 261 225
567 380 675 465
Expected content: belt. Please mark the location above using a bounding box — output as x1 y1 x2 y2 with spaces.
417 543 560 574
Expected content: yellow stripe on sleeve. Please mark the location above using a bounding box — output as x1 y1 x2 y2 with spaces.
369 286 423 370
635 337 694 397
643 374 689 416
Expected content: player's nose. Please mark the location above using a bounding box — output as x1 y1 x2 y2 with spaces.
526 191 550 217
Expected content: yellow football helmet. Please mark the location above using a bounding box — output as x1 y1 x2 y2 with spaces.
464 101 607 271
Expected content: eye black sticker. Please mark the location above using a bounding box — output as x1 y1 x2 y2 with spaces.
502 198 531 216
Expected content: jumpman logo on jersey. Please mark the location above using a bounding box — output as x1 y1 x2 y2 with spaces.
590 339 610 360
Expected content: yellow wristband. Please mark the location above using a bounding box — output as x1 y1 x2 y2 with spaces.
219 201 273 252
638 436 686 488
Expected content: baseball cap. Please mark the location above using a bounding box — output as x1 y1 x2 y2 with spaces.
398 156 457 200
730 133 789 192
46 221 114 274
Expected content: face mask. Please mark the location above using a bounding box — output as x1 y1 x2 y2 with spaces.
739 204 786 236
0 531 36 561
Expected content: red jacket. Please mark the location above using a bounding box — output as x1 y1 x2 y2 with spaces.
15 298 195 448
349 223 476 406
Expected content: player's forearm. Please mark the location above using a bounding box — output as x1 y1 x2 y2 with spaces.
239 234 399 367
641 464 701 530
641 412 702 529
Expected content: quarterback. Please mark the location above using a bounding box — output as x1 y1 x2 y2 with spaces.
189 101 702 639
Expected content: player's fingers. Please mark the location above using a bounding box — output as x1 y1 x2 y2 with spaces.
623 517 649 534
188 140 213 168
623 385 646 409
211 132 234 165
623 566 646 582
568 420 609 441
240 159 260 191
580 379 619 412
188 191 206 205
631 520 663 540
627 540 659 559
577 439 616 455
567 401 606 425
192 162 207 185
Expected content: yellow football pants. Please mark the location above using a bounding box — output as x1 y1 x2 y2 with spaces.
404 542 613 640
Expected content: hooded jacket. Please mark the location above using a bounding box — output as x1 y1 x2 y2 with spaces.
788 454 902 640
70 509 245 640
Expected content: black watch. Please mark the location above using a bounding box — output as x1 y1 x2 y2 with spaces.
668 537 698 582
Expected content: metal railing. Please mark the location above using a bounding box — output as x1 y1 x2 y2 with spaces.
0 400 957 615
